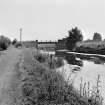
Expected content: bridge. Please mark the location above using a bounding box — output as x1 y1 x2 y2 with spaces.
37 41 57 51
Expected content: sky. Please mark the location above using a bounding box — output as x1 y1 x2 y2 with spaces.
0 0 105 41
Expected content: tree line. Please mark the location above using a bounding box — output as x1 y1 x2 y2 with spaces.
0 36 21 50
66 27 103 51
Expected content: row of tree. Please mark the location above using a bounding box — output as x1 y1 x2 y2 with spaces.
0 27 103 51
66 27 102 51
0 36 21 50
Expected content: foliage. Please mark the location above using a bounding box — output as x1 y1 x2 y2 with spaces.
79 75 103 105
93 33 102 41
0 35 11 50
34 52 47 63
76 46 105 55
15 42 22 48
33 51 63 69
66 27 83 51
12 39 23 48
12 38 18 45
9 49 102 105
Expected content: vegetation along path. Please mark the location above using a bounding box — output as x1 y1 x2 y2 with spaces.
0 47 102 105
0 48 22 105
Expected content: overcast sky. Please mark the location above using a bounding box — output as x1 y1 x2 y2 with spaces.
0 0 105 41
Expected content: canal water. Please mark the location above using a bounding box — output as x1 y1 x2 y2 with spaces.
56 53 105 103
40 50 105 103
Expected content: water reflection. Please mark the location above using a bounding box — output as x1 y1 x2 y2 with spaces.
66 54 83 67
66 53 105 66
90 57 105 65
57 53 105 103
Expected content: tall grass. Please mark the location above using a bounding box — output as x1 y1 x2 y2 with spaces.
11 49 103 105
79 75 103 105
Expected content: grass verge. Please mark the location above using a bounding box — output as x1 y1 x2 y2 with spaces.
10 49 103 105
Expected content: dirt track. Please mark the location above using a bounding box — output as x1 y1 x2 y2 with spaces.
0 48 22 105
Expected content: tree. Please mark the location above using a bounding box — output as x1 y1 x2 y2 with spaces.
93 33 102 41
66 27 83 51
12 38 18 45
0 35 11 50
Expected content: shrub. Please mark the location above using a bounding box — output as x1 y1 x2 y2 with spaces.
12 39 18 45
33 51 63 69
35 53 46 63
0 35 11 50
15 42 22 48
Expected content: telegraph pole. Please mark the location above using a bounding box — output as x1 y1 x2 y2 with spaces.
20 28 22 45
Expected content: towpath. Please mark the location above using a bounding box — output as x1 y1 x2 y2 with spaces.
0 48 22 105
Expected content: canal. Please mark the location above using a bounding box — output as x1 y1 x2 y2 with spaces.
56 52 105 104
40 50 105 103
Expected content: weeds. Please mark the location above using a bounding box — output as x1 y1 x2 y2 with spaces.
12 49 103 105
79 75 103 105
33 50 64 69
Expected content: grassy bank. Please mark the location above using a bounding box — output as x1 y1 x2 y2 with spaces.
76 46 105 55
10 48 102 105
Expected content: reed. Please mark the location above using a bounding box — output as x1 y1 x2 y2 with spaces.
79 75 103 105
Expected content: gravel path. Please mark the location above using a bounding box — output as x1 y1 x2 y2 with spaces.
0 48 22 105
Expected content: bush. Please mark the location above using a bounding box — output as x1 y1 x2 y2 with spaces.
12 39 22 48
12 39 18 45
0 36 11 50
33 51 63 69
15 42 22 48
34 53 47 63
